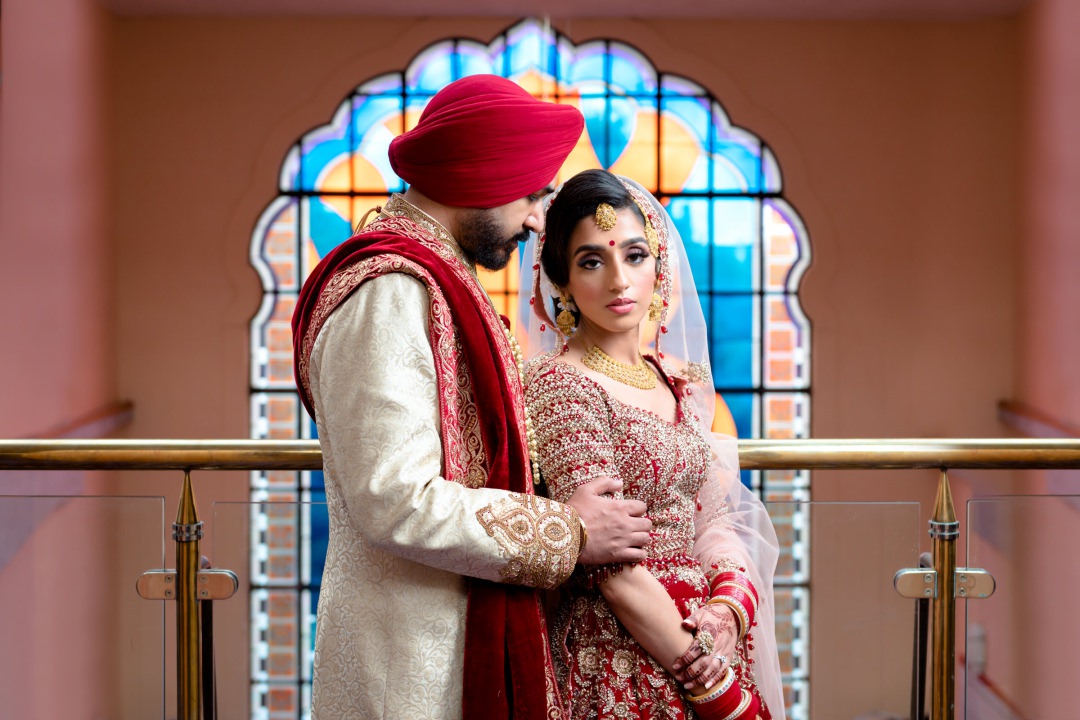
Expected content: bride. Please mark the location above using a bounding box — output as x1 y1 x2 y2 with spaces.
521 169 784 719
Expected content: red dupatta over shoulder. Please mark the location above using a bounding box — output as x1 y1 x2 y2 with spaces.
293 214 564 720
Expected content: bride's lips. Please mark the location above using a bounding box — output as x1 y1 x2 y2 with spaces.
607 298 636 315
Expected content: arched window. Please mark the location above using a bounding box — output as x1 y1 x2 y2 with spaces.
249 18 811 719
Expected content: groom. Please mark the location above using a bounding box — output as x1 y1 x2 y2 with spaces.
293 74 653 720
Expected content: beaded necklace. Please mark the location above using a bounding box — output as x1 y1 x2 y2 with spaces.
582 345 657 390
503 327 542 484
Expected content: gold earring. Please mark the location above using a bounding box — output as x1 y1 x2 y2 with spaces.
556 295 577 336
648 292 663 322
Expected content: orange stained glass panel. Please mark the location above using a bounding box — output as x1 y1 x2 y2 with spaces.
267 397 295 423
269 525 296 548
267 502 297 519
768 397 794 422
271 296 296 321
268 360 294 387
267 688 296 711
768 298 791 323
268 593 295 618
269 556 296 579
767 266 788 287
768 328 794 353
268 326 291 353
768 359 794 383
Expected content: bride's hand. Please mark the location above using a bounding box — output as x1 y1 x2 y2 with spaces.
672 604 739 685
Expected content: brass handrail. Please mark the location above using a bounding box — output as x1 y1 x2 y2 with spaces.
2 437 1080 470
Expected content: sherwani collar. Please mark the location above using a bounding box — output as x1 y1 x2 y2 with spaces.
378 194 478 280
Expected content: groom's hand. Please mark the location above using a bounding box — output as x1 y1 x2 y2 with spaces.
565 477 652 564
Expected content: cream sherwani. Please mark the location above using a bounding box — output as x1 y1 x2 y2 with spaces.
309 264 577 719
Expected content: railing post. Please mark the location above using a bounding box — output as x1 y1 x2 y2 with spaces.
929 470 958 720
174 470 203 720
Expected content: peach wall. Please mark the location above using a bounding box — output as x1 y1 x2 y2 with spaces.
1012 0 1080 715
0 1 121 719
0 0 113 439
104 16 1021 718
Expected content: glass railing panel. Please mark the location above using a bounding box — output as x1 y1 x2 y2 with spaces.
0 494 166 719
767 500 922 720
213 499 326 720
965 494 1079 720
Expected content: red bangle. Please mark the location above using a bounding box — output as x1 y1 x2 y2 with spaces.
710 571 758 605
714 585 757 625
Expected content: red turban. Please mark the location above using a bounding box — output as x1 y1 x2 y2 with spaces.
388 75 584 209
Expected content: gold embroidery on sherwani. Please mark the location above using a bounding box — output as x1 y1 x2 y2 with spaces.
301 206 577 589
476 494 580 589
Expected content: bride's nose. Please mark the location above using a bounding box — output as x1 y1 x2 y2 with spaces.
608 261 631 292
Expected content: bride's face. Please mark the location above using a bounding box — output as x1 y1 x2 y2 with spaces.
563 207 656 338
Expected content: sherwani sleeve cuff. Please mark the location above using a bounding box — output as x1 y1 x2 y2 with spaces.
475 493 581 589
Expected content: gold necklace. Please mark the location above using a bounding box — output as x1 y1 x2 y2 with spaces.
503 326 542 484
582 346 657 390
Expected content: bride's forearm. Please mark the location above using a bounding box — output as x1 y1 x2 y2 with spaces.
599 564 696 676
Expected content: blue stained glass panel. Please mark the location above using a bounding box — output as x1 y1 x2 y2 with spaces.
719 391 757 447
566 46 606 85
505 25 548 76
300 119 350 192
711 198 760 293
304 197 354 259
712 131 763 193
407 42 457 92
457 45 496 78
609 47 656 94
710 294 756 389
667 197 711 281
662 96 711 148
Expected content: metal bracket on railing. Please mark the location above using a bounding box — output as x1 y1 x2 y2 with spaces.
137 569 239 601
954 568 995 599
893 567 995 599
894 568 937 598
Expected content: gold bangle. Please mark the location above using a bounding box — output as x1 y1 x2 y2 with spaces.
577 513 588 554
685 667 735 704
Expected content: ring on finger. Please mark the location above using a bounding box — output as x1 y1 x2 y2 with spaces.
714 653 728 666
696 629 715 656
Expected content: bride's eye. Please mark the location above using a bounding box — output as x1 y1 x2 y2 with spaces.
626 248 650 264
577 256 602 270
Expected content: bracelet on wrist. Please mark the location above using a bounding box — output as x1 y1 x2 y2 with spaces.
576 514 588 554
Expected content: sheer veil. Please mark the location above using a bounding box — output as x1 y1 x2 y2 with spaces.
518 174 786 719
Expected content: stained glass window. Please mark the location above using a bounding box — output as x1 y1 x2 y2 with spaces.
249 18 811 720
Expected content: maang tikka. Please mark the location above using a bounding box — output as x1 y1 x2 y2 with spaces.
594 203 617 231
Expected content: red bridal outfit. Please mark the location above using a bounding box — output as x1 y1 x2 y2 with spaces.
520 175 786 720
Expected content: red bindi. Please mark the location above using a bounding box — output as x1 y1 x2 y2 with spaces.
609 240 615 246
